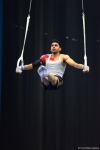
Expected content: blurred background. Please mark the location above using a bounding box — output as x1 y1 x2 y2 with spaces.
1 0 100 149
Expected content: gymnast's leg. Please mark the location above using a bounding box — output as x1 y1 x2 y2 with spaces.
41 73 59 86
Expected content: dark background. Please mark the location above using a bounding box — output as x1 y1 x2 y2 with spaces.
1 0 100 150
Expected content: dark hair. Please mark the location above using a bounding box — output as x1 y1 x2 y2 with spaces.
51 39 62 47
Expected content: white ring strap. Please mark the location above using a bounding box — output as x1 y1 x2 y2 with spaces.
82 0 87 68
17 0 33 68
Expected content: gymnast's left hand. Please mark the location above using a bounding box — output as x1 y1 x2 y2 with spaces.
83 65 90 73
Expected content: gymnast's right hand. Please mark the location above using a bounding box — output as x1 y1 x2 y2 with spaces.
16 66 23 74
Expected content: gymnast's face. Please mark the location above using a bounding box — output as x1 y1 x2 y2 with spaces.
50 42 61 54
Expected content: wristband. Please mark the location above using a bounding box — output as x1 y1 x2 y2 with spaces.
81 65 84 70
20 65 24 70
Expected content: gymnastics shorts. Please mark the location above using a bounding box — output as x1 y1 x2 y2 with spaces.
42 75 63 90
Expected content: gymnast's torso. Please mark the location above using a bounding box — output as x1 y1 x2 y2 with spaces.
45 54 66 78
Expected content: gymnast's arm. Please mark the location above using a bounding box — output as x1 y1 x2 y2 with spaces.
16 60 41 73
16 54 49 74
22 64 33 70
63 54 89 72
